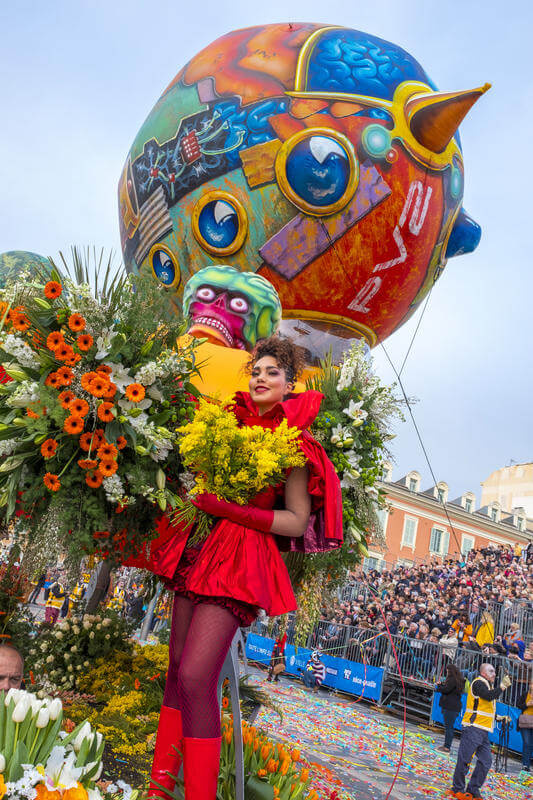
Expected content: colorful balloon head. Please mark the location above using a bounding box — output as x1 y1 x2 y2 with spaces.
182 265 281 351
119 23 488 360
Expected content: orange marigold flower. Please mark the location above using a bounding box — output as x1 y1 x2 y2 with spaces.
103 381 117 399
125 383 146 402
68 398 89 417
45 372 61 388
58 389 76 409
79 432 99 452
77 334 93 351
56 366 74 386
78 459 97 470
40 439 58 459
64 415 84 435
96 364 112 375
46 331 65 351
97 442 117 460
55 344 75 362
88 377 109 398
97 402 114 422
80 371 100 390
43 472 61 491
44 281 62 299
99 459 118 477
26 408 40 419
68 313 86 332
85 470 103 488
116 435 127 450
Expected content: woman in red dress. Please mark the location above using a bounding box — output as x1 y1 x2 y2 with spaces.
146 337 343 800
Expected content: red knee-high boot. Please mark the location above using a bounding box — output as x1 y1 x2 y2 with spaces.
183 736 222 799
148 706 183 799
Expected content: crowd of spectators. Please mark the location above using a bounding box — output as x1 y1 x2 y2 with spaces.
310 544 533 690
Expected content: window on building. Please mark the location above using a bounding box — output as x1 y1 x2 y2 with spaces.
461 535 475 556
376 508 388 537
408 477 418 492
490 506 498 522
517 516 525 531
437 488 445 503
363 556 383 572
464 498 473 513
401 517 417 548
429 527 450 555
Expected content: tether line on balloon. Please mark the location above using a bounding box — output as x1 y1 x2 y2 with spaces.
319 221 464 557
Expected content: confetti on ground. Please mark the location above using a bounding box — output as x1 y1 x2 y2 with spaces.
248 670 533 800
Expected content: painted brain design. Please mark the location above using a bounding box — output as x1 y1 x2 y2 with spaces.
119 23 488 358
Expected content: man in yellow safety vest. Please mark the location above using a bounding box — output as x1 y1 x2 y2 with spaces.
450 663 512 799
44 575 67 625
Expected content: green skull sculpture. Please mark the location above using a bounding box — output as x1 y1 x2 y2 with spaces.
182 265 281 351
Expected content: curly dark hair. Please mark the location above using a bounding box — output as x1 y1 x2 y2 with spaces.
245 336 306 385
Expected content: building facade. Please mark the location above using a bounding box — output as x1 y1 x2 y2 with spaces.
481 463 533 519
365 465 533 569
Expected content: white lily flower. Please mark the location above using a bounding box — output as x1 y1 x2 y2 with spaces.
343 399 368 426
147 384 163 401
106 361 133 391
44 746 83 790
118 397 152 411
94 327 116 360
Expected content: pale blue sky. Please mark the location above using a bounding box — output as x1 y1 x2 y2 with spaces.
1 0 531 504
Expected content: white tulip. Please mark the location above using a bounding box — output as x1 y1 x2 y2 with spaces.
5 687 21 706
73 721 92 752
0 753 5 771
48 698 62 720
36 707 50 728
12 695 31 723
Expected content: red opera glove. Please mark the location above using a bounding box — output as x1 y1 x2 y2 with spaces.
192 493 274 533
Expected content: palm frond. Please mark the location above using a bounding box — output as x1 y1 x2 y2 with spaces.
48 246 127 303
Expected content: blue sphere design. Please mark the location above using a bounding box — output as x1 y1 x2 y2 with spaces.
198 200 239 249
152 250 176 286
362 124 391 158
285 135 351 208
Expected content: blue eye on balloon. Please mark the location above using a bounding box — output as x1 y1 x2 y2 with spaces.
192 192 248 255
149 245 180 288
276 129 358 216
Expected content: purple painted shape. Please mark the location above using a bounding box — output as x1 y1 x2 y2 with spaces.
259 163 391 280
197 77 217 104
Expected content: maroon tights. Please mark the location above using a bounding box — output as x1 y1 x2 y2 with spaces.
162 593 239 738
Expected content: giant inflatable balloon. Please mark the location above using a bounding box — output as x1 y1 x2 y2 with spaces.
119 23 488 360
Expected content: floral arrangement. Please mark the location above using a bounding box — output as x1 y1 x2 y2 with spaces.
0 688 136 799
287 341 402 643
0 251 199 565
0 545 34 655
174 398 304 543
28 612 132 692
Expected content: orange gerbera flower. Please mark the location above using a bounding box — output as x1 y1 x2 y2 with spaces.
56 366 74 386
99 459 118 477
78 458 98 470
96 364 112 375
43 472 61 491
12 313 31 332
80 371 100 390
116 435 127 450
77 334 93 351
58 389 76 408
97 442 117 460
97 402 114 422
68 313 86 332
44 281 62 299
79 432 99 452
40 439 58 459
26 408 40 419
68 397 89 417
65 352 82 366
64 415 84 435
45 372 61 388
85 469 103 488
103 381 117 399
55 344 75 362
125 383 146 402
87 376 109 398
46 331 65 351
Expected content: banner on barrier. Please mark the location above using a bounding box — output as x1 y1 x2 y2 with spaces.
245 633 384 703
431 693 523 754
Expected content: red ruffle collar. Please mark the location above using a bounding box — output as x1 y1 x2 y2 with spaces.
232 390 324 431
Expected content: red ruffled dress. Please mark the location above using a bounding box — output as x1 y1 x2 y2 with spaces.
131 391 343 627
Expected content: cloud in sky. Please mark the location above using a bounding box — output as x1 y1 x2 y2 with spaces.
0 0 531 504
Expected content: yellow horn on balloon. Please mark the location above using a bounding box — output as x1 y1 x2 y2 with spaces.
405 83 491 153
